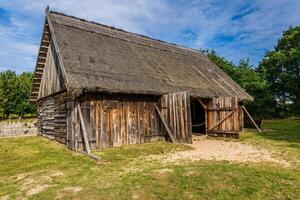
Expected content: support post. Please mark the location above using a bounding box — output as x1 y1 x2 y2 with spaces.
242 106 262 133
76 102 91 154
198 99 207 110
155 105 175 143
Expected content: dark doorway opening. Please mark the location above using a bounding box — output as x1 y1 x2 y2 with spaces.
191 99 206 134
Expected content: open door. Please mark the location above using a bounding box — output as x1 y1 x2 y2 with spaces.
190 99 206 134
158 91 192 143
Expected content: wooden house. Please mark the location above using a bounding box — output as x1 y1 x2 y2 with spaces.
30 10 252 151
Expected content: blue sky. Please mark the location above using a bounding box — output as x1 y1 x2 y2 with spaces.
0 0 300 73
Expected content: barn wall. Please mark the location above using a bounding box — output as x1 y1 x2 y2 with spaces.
38 41 65 99
37 92 68 143
69 93 166 151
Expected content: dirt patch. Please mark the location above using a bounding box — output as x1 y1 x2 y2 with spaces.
26 183 50 196
147 139 290 167
153 168 174 175
0 195 9 200
132 191 141 200
152 168 174 180
55 186 83 199
11 171 65 197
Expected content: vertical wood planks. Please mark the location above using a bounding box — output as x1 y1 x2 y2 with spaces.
69 94 166 150
206 96 241 138
158 91 192 143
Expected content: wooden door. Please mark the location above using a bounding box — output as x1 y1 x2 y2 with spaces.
159 91 192 143
207 97 241 137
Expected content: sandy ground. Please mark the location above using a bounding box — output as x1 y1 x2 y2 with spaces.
147 138 290 167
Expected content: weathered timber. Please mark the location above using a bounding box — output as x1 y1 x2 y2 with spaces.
206 97 241 137
155 105 175 143
69 93 167 150
242 106 262 133
209 109 235 131
38 41 66 99
159 92 192 143
80 151 101 161
207 130 239 139
37 92 67 143
76 102 91 154
198 99 207 110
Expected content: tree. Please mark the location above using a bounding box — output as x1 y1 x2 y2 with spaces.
0 70 36 118
15 72 36 116
259 26 300 116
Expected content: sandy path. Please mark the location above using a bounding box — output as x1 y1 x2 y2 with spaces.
147 139 289 166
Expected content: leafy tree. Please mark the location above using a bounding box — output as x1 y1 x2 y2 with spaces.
0 70 36 118
259 26 300 116
15 72 36 116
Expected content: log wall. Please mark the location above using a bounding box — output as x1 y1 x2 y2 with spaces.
37 92 68 143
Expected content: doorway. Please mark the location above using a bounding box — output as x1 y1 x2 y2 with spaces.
190 99 206 134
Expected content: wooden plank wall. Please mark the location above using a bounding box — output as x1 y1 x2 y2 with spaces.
37 92 67 143
207 97 240 138
71 94 166 151
38 41 65 99
159 92 192 143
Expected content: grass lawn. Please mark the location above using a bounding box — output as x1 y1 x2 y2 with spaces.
0 119 299 199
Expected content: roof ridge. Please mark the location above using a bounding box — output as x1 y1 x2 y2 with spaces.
49 11 205 55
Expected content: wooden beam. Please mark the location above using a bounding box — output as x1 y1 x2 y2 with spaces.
80 151 101 161
47 14 69 89
37 62 45 66
208 109 235 131
155 105 176 143
76 102 91 154
242 106 262 133
39 50 48 54
198 99 207 110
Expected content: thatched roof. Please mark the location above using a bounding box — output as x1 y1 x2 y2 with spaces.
32 11 252 101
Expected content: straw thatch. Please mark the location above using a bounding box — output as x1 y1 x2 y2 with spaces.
33 11 252 101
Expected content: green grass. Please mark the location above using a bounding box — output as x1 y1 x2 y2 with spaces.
0 119 299 199
241 118 300 163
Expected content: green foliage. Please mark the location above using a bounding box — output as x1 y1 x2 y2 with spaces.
205 50 274 118
259 26 300 116
0 70 36 118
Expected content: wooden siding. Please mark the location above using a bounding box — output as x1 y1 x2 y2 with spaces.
206 97 242 138
159 92 192 143
67 94 166 151
37 92 68 143
38 41 65 99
